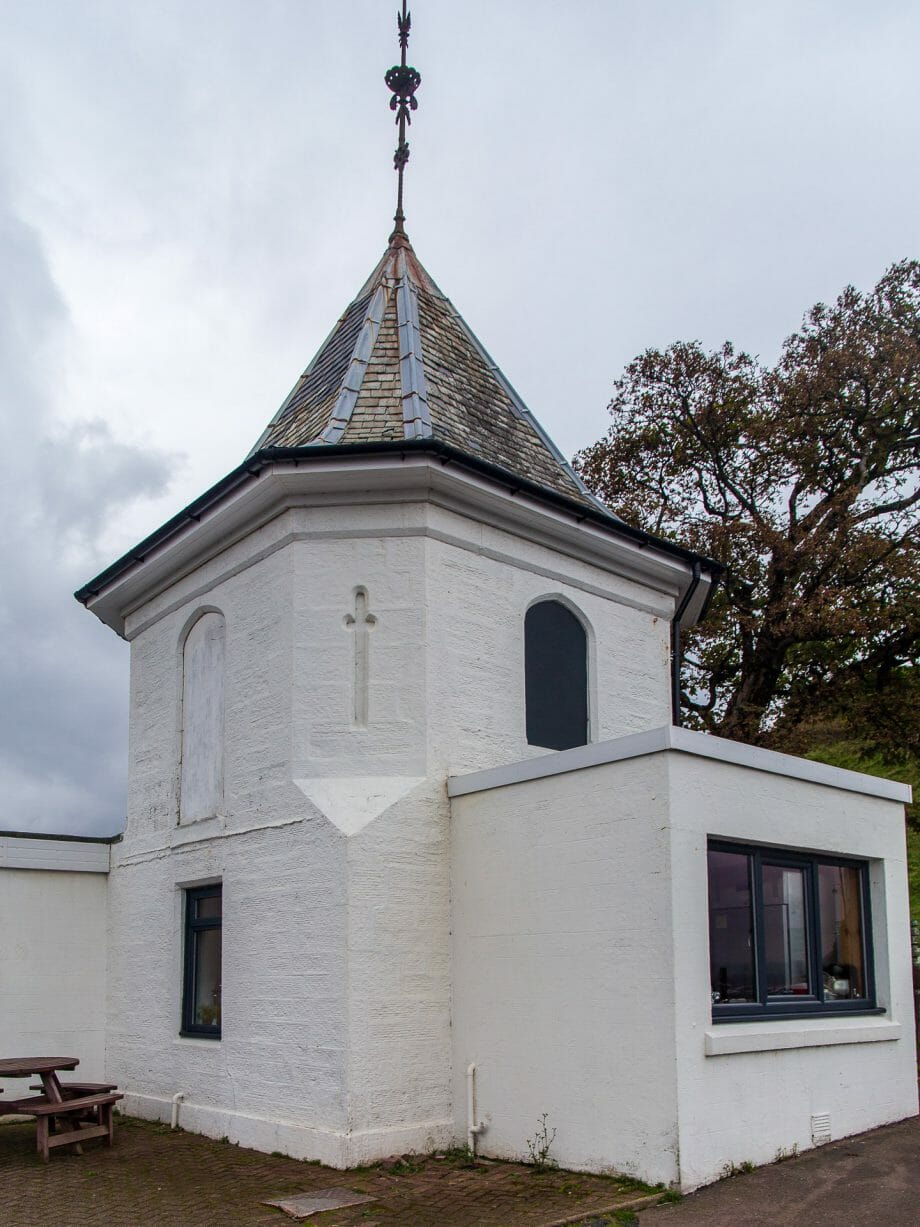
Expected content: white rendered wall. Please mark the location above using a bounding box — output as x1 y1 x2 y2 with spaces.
106 818 352 1161
111 492 678 1165
112 525 357 1162
450 756 681 1186
288 514 452 1154
424 502 674 774
0 862 108 1098
667 752 919 1191
113 510 449 1163
450 734 917 1189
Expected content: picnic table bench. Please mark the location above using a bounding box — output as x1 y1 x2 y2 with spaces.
0 1057 122 1162
5 1092 123 1161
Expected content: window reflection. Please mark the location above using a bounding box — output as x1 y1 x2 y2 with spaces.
763 864 811 996
183 883 222 1036
193 927 222 1028
708 849 756 1004
819 864 865 999
706 842 873 1017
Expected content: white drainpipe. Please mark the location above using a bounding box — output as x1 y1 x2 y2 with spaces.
466 1064 484 1154
171 1091 187 1129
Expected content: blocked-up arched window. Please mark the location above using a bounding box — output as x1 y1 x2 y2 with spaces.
524 600 589 750
180 611 226 822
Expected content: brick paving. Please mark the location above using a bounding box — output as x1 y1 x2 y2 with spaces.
0 1116 661 1227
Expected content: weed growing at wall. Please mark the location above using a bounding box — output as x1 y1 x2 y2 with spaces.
526 1112 557 1172
721 1159 755 1178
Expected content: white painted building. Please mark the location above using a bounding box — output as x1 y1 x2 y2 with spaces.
451 728 916 1188
0 833 112 1098
23 219 911 1189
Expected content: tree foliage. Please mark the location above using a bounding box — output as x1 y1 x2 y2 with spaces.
575 260 920 755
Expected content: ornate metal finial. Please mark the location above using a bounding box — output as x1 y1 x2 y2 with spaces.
385 1 421 241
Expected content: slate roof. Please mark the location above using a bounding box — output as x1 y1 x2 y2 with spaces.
250 233 607 511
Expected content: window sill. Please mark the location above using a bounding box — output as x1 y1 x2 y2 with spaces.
705 1016 901 1056
177 1033 221 1044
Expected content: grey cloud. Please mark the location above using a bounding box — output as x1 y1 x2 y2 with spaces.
38 418 179 546
2 0 919 834
0 187 172 836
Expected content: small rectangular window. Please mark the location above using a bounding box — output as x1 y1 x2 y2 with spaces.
182 884 222 1037
708 842 875 1021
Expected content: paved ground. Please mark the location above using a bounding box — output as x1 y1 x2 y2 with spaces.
0 1116 659 1227
636 1114 920 1227
2 1112 917 1226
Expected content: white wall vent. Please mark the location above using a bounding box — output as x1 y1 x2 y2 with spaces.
811 1112 832 1145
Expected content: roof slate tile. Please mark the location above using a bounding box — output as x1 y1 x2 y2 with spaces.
254 236 604 511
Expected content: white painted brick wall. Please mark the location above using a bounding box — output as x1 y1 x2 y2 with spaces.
111 493 678 1162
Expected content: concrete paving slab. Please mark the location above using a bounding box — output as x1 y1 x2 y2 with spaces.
263 1186 376 1218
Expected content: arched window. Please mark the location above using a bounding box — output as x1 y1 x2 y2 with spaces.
524 600 589 750
180 611 226 822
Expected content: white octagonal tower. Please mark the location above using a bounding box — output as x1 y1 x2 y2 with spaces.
77 227 716 1165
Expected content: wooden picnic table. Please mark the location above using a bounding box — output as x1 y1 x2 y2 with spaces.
0 1057 122 1161
0 1056 79 1098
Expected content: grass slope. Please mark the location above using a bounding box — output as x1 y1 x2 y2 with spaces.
804 743 918 923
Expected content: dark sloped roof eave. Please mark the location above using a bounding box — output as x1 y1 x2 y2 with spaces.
74 438 723 608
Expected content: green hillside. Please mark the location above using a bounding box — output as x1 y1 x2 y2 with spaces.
804 743 918 923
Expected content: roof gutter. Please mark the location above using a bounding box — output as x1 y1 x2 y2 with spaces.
0 828 123 844
75 439 723 606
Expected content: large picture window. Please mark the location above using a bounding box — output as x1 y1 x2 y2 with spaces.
182 884 222 1037
707 841 875 1020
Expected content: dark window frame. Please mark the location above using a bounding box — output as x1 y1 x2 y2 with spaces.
708 840 879 1023
181 883 222 1038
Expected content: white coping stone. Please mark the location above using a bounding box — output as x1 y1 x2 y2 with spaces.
447 724 914 804
0 834 112 873
704 1020 902 1057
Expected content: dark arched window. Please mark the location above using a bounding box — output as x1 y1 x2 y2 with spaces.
524 600 588 750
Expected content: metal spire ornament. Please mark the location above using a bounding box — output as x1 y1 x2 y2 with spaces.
385 1 421 241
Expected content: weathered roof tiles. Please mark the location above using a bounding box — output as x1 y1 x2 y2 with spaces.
250 233 607 512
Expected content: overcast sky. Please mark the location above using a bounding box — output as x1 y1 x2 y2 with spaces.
2 1 918 836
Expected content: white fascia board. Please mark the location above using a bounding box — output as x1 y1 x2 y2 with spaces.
422 461 706 606
0 835 111 873
84 455 708 637
448 724 913 804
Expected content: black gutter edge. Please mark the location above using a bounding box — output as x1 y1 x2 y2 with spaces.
0 828 124 844
670 562 702 727
75 439 725 605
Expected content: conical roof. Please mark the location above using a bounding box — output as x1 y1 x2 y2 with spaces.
250 233 606 511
